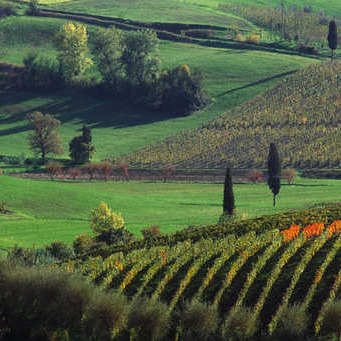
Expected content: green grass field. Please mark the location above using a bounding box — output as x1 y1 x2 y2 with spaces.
1 175 341 248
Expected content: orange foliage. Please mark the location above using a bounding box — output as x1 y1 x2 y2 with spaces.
302 223 324 240
327 220 341 238
280 224 300 242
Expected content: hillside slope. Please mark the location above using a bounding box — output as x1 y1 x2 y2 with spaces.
123 62 341 169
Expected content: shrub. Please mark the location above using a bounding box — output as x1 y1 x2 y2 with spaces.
73 234 94 255
84 162 99 181
180 299 219 340
222 306 259 340
321 300 341 339
69 125 95 164
98 161 114 180
6 245 54 267
0 266 92 339
247 170 263 183
0 201 10 214
95 226 135 246
45 161 62 180
141 225 161 240
185 29 214 39
2 153 26 166
162 164 175 182
160 64 208 116
272 304 309 341
45 241 73 261
245 33 260 43
236 33 243 41
128 297 170 340
69 167 82 180
82 291 130 339
295 44 319 55
23 53 63 90
283 169 297 184
116 162 129 181
0 1 16 18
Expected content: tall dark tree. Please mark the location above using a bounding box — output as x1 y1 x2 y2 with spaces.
223 167 235 216
267 143 281 207
69 125 95 164
328 20 338 61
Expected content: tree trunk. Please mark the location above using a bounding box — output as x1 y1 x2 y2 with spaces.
332 49 334 62
41 149 46 165
281 0 285 38
273 194 276 207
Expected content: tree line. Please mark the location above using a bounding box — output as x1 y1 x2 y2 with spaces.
23 22 208 116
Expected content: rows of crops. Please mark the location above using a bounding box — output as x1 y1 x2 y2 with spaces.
57 219 341 336
122 62 341 169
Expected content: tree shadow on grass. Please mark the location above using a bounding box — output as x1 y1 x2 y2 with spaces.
0 89 174 133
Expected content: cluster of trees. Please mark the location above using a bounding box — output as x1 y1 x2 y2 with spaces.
23 22 208 116
27 111 94 165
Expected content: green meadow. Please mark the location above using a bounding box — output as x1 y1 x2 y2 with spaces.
0 175 341 248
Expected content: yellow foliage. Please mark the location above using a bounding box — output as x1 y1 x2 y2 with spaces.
90 201 125 234
236 33 243 41
181 64 191 76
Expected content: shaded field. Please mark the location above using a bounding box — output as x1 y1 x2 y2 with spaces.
1 175 341 248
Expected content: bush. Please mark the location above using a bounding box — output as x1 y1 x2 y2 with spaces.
45 161 63 180
141 225 161 240
159 64 209 116
295 44 319 55
73 234 94 255
6 245 55 266
0 266 92 339
222 306 259 340
0 1 16 18
69 167 82 180
116 162 129 181
128 297 170 340
95 227 135 246
84 162 99 181
23 53 63 90
2 153 26 166
185 29 215 39
321 300 341 339
245 33 260 43
82 291 130 339
98 161 114 180
162 164 175 182
247 170 263 183
272 304 309 341
283 169 297 184
0 201 10 214
180 299 219 340
45 241 73 261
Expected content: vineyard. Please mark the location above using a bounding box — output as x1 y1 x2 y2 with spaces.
53 216 341 338
122 62 341 169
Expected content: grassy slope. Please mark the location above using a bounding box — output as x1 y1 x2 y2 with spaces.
0 16 315 161
1 175 341 248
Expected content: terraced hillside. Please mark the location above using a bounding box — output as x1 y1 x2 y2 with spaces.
123 62 341 169
58 214 341 338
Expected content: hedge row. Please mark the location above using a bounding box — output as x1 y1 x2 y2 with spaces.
81 204 341 259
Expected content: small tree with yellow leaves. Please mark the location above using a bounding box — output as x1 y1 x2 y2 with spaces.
55 22 93 82
89 202 134 245
90 202 124 234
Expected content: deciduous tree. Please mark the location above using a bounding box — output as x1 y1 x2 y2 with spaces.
55 22 93 82
27 111 63 164
69 125 95 164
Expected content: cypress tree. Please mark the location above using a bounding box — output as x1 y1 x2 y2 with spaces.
267 143 281 207
328 20 337 61
223 167 235 215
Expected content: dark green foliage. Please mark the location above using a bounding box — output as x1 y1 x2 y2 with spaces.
321 300 341 339
82 291 130 340
267 143 281 177
141 225 161 240
6 245 55 266
45 240 73 261
159 65 208 116
272 304 309 341
268 143 281 207
222 306 259 340
180 299 219 340
23 53 63 90
328 20 337 60
94 227 135 246
223 167 235 215
0 1 16 18
69 125 95 163
0 201 10 214
26 0 39 15
127 297 170 340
